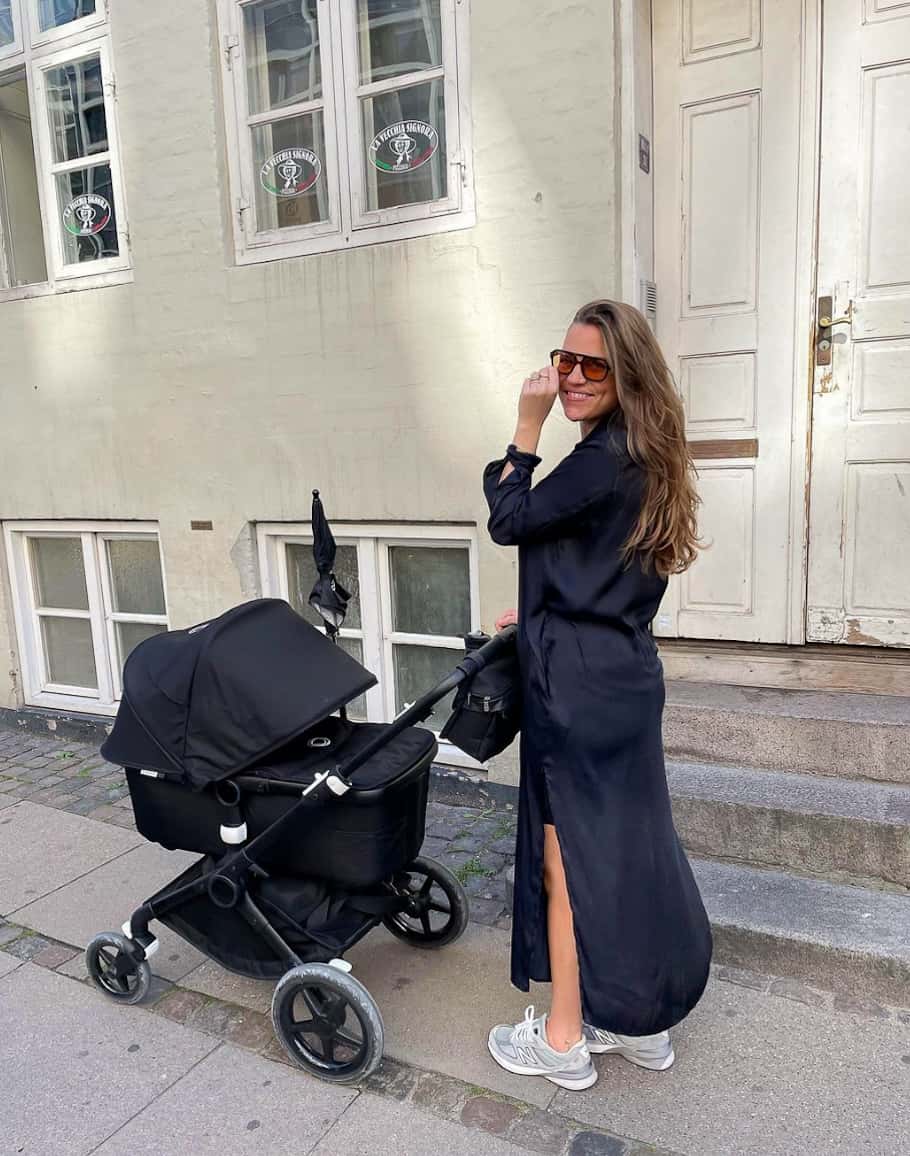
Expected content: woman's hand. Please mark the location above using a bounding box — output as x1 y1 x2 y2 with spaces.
515 365 560 443
495 609 518 631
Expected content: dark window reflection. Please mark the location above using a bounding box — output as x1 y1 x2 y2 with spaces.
357 0 442 86
38 0 96 32
46 57 108 163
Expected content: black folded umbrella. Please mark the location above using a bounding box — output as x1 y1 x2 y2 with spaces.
308 489 350 638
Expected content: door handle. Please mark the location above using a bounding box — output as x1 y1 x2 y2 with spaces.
816 296 852 366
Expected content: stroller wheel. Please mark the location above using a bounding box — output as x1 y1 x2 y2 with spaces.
85 932 153 1005
383 855 469 949
271 963 383 1085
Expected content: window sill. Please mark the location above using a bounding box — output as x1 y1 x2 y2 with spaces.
0 267 133 304
235 205 476 266
24 691 119 716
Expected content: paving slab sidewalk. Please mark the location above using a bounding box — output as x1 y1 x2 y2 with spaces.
1 795 910 1156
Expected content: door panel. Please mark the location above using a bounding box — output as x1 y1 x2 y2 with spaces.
807 2 910 646
653 0 804 642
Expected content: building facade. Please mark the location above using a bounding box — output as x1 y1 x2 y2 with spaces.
0 1 907 777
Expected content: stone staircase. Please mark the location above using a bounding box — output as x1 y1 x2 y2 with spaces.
662 682 910 1004
500 681 910 1003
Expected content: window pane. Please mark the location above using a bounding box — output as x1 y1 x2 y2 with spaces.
107 540 166 615
0 74 48 288
30 537 88 610
41 615 97 688
338 637 368 721
244 0 322 115
363 79 447 211
357 0 442 86
56 163 118 264
393 643 460 731
287 542 361 630
116 621 166 670
0 1 14 48
390 546 469 637
253 112 329 231
38 0 96 32
46 56 107 164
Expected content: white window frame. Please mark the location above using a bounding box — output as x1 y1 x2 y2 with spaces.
3 521 168 714
28 0 106 50
0 0 131 302
257 521 482 768
218 0 475 265
0 0 24 61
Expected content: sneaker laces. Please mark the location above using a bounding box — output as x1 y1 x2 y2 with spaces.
512 1005 542 1045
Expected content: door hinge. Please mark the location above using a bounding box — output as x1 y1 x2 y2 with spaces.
224 34 240 69
104 76 117 100
236 195 251 225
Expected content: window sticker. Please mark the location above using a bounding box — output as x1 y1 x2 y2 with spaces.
260 148 322 197
368 120 439 173
62 193 111 236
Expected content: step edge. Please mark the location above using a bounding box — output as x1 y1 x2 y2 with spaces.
667 760 910 824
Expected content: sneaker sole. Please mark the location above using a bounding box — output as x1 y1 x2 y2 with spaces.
487 1041 599 1090
586 1043 675 1071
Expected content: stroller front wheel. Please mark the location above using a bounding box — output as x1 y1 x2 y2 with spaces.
85 932 153 1004
271 963 384 1085
383 855 470 949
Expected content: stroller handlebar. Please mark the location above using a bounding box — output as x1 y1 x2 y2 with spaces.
456 624 518 678
309 625 519 793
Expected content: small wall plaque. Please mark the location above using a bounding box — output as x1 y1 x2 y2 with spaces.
190 520 214 531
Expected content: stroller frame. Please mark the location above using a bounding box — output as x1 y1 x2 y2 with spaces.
87 627 516 1084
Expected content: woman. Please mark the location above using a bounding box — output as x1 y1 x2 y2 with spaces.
484 300 712 1092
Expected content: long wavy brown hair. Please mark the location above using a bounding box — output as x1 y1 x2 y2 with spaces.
574 299 700 577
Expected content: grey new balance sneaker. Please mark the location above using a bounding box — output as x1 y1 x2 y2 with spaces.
488 1006 597 1090
583 1024 675 1071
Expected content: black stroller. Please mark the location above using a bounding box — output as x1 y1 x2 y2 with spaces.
86 597 515 1084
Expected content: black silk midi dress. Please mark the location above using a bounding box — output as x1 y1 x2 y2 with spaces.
483 410 712 1036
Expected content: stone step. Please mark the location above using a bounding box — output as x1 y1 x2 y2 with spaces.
664 681 910 784
505 858 910 1005
667 760 910 889
692 859 910 1005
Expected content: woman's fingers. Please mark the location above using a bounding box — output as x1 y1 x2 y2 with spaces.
495 609 519 631
518 366 559 427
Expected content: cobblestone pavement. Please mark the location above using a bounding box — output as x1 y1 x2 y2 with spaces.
0 725 517 930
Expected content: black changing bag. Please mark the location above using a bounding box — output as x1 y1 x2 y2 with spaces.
439 629 521 762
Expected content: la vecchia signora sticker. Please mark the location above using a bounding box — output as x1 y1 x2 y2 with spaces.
260 148 322 197
369 121 438 173
62 194 112 236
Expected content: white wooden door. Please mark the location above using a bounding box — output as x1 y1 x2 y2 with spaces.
806 0 910 647
652 0 808 643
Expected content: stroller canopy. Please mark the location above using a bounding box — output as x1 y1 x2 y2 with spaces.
101 599 377 788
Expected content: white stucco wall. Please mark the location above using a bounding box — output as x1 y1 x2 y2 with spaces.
0 0 621 736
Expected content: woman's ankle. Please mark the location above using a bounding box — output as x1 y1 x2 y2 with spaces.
545 1015 583 1053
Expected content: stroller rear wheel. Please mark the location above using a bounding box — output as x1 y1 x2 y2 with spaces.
271 963 383 1084
85 932 152 1005
383 855 469 949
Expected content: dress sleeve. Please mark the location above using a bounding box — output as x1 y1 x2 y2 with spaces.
482 438 619 546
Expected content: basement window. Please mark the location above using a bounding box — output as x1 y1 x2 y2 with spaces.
4 523 168 714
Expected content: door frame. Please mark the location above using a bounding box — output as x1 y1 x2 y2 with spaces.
617 0 823 646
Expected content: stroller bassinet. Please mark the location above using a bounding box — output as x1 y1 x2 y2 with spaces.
86 599 517 1084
